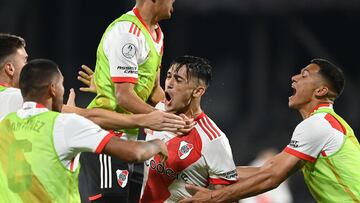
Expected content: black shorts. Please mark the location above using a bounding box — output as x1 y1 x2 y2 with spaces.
78 152 133 203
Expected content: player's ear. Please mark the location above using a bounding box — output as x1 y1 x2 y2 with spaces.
314 85 329 97
192 86 205 98
4 62 15 77
49 83 57 97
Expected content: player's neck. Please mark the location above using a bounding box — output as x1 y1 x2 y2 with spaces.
136 5 159 30
298 99 333 119
184 102 202 119
0 75 14 87
24 96 54 111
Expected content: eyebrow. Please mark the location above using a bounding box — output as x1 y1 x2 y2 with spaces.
301 68 309 74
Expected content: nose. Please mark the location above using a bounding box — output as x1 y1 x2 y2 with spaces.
291 74 300 82
165 77 174 89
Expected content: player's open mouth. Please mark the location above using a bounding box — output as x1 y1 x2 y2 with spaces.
289 83 296 99
165 91 172 105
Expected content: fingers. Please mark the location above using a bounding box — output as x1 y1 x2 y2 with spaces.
78 70 91 81
77 75 90 86
79 87 92 93
66 88 76 106
81 64 94 75
185 184 206 195
160 153 168 163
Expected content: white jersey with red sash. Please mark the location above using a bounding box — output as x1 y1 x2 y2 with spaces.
140 104 237 203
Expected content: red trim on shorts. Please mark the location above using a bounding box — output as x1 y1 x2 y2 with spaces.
284 147 316 163
209 178 237 185
111 77 137 84
89 194 103 201
133 8 162 44
0 82 10 87
95 133 115 154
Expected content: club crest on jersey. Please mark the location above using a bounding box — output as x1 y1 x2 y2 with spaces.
116 169 129 188
178 141 194 160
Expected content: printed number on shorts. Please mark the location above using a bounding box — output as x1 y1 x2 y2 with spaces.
8 139 33 193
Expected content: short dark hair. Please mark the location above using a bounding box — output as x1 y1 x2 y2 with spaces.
20 59 61 99
170 55 212 87
0 33 26 68
311 58 345 99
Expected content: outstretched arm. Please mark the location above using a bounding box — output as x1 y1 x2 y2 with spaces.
180 151 304 203
115 82 155 114
103 137 168 163
62 105 187 131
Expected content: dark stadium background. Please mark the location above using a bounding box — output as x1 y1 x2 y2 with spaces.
2 0 360 202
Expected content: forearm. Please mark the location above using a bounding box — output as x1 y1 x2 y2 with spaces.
104 138 163 163
83 108 147 130
236 166 260 181
148 85 165 106
117 90 155 114
211 171 278 202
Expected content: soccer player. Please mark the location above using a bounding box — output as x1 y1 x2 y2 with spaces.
0 33 28 120
0 33 185 132
0 59 168 203
140 55 238 202
81 0 176 202
180 59 360 203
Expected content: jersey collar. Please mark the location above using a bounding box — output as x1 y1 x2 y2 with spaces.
132 7 163 44
23 101 47 109
310 103 333 115
0 82 10 87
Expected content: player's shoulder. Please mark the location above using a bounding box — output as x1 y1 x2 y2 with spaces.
57 112 95 126
296 113 331 134
108 11 144 39
1 87 21 95
195 112 226 142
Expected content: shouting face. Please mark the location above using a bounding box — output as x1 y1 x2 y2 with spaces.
164 64 197 114
288 63 325 110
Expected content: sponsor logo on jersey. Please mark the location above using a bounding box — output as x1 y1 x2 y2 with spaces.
147 160 177 179
218 169 238 180
122 43 136 58
289 140 299 148
178 141 194 160
116 169 129 188
116 66 138 74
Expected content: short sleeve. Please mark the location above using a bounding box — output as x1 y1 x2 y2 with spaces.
8 89 23 113
284 116 331 163
103 22 142 84
53 113 114 160
203 135 238 185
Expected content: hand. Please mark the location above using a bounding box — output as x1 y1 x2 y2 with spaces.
141 110 186 132
179 184 213 203
176 114 196 135
61 105 82 114
153 139 168 162
66 88 76 106
77 64 97 94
